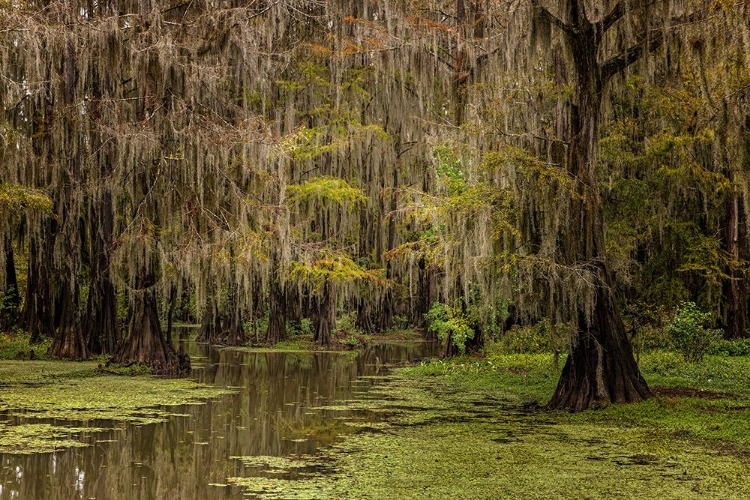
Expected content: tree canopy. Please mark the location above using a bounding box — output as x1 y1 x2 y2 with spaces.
1 0 749 408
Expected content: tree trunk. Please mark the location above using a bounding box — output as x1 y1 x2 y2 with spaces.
166 284 177 346
356 295 376 333
723 111 750 338
548 2 650 410
223 280 246 346
313 281 334 347
197 294 221 343
2 235 20 330
266 276 286 344
548 264 650 410
112 274 189 376
50 281 88 359
83 188 119 355
21 234 55 343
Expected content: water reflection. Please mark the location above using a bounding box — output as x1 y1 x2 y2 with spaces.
0 333 436 499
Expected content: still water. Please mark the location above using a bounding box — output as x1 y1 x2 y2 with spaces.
0 331 436 499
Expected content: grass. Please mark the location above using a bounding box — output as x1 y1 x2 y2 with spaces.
229 347 750 499
0 330 52 360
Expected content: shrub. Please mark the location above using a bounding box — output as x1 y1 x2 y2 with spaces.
708 338 750 357
500 324 549 354
667 302 723 363
425 302 475 354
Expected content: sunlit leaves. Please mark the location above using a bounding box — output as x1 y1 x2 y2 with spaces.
288 250 385 291
0 183 53 217
287 176 367 209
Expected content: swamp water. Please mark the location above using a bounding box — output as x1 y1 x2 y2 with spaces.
0 331 437 499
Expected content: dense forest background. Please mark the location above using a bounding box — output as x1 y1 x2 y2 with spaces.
1 0 749 409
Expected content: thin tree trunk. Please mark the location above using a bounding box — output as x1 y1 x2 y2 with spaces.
314 281 334 347
266 274 286 344
723 109 750 338
166 283 177 346
2 235 20 330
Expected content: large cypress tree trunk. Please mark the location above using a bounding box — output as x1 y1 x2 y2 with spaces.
84 187 119 354
547 0 650 410
50 280 88 359
22 234 55 343
112 273 189 375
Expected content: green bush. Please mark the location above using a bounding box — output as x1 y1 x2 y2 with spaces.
425 302 475 354
667 301 723 363
708 338 750 357
500 324 549 354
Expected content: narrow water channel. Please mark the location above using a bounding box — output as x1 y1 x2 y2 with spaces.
0 330 437 499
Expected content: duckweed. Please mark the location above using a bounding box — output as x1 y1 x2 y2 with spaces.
229 352 750 499
0 359 233 453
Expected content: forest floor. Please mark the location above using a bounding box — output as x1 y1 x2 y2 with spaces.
230 349 750 499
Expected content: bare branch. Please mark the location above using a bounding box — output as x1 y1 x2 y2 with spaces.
601 8 708 82
601 30 664 82
599 1 624 34
531 0 573 35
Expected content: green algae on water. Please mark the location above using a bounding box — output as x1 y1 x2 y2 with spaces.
0 359 234 453
228 360 750 499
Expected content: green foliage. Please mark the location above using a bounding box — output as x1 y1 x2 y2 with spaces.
0 183 53 217
434 146 466 194
287 176 367 208
425 302 475 354
498 319 571 355
339 335 361 348
708 338 750 357
0 331 50 360
288 251 384 291
335 312 359 336
0 287 19 331
667 302 723 363
500 323 549 354
287 318 314 337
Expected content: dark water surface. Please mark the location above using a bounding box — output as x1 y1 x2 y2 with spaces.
0 330 437 499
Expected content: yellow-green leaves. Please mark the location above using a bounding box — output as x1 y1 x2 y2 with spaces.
0 183 53 217
287 176 367 209
288 250 384 291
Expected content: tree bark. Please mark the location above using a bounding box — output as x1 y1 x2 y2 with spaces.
112 274 189 376
21 234 55 343
84 187 119 354
313 281 334 347
50 281 88 359
197 294 221 343
2 235 20 330
546 0 650 410
266 275 286 344
723 111 750 338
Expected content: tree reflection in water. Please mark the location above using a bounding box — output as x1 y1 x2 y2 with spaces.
0 335 436 499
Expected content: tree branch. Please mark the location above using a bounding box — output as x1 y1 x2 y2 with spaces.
601 8 706 82
599 1 624 34
601 30 664 82
531 0 573 35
